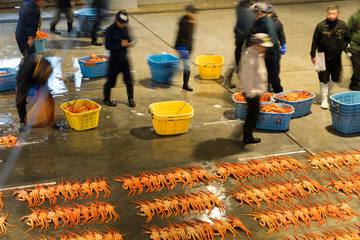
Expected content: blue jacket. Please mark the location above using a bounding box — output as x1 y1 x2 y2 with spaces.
16 1 41 41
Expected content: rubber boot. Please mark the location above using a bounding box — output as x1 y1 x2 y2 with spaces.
67 21 73 33
127 85 136 108
243 129 261 145
182 70 193 92
103 87 117 107
320 82 329 109
224 66 236 89
50 25 61 35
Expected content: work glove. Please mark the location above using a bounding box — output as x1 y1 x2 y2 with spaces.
280 44 286 56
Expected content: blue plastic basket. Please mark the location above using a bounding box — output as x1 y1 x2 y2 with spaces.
232 93 275 119
274 91 315 118
78 56 109 78
331 110 360 134
147 54 179 84
256 103 294 131
34 39 46 53
74 8 98 33
0 68 17 91
330 91 360 114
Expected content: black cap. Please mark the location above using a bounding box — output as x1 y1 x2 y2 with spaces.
116 10 129 23
185 5 199 13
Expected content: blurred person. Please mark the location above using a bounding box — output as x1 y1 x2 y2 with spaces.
348 7 360 91
15 0 45 56
310 5 351 109
224 0 255 88
239 33 273 145
267 5 286 56
91 0 108 46
16 55 56 132
103 11 136 108
50 0 74 34
175 5 199 92
249 2 283 93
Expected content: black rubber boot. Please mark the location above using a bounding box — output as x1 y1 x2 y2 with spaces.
182 70 193 92
128 98 136 108
103 87 117 107
67 22 73 33
126 85 136 108
50 25 61 35
243 129 261 145
91 39 103 46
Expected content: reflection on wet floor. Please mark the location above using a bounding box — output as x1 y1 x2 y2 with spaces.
47 56 68 96
72 57 83 91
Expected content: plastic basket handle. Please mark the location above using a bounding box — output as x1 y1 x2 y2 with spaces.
330 101 340 112
204 63 216 68
275 117 282 126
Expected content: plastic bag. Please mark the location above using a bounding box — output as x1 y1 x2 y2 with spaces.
314 52 326 72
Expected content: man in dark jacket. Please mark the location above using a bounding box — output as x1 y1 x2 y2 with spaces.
310 5 351 109
348 7 360 91
50 0 74 34
249 3 283 93
224 0 255 88
16 55 54 132
15 0 45 56
267 5 286 56
103 11 135 108
175 5 198 92
91 0 108 46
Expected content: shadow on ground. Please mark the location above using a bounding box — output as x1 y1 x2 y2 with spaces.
139 78 172 90
325 125 360 138
47 40 90 49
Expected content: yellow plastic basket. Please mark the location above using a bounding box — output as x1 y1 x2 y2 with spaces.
195 55 225 80
60 99 101 131
149 101 194 135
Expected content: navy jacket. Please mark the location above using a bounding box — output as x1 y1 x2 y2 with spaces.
105 23 132 59
249 16 280 62
56 0 72 9
175 15 195 53
16 1 41 41
234 0 255 44
91 0 107 10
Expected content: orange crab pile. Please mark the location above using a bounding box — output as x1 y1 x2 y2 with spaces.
21 202 119 231
114 166 214 195
35 31 49 39
0 71 8 76
276 91 313 102
261 104 293 113
146 215 252 240
135 191 225 222
248 202 357 233
13 177 111 207
233 92 274 103
0 135 17 148
283 227 360 240
84 54 108 64
39 229 124 240
63 103 99 114
230 177 326 209
327 173 360 200
0 213 10 235
215 157 304 182
309 151 360 171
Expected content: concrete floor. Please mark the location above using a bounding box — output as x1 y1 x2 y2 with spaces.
0 1 359 239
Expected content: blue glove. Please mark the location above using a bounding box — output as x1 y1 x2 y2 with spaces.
280 44 286 55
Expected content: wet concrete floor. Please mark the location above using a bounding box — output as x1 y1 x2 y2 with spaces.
0 1 359 239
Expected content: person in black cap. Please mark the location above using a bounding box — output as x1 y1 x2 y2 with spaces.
50 0 74 34
175 5 199 92
15 0 46 56
103 10 136 108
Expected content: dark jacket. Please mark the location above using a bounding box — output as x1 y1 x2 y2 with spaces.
105 23 132 59
249 16 280 62
15 1 41 41
348 8 360 53
234 0 255 44
56 0 72 9
310 19 351 58
271 13 286 46
175 15 195 52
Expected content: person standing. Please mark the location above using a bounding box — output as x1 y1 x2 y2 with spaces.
249 3 283 93
239 33 273 145
91 0 107 46
348 7 360 91
103 11 136 108
15 0 45 56
175 5 199 92
224 0 255 88
50 0 74 34
310 5 351 109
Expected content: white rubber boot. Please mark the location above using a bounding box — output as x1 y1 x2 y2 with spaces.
320 82 329 109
